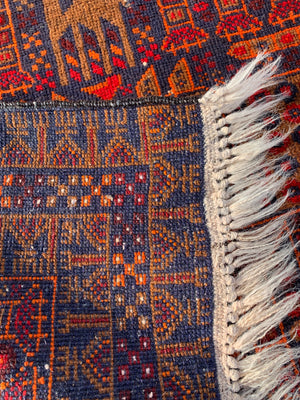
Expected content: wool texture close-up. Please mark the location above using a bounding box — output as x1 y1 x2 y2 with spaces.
0 1 299 400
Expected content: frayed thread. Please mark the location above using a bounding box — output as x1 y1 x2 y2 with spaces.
200 52 299 400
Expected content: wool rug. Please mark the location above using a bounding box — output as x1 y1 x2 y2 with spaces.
0 53 299 399
0 0 299 399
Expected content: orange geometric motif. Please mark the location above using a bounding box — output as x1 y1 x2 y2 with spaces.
158 0 209 55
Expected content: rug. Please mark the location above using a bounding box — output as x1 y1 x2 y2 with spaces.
0 54 299 399
0 0 298 102
0 0 299 398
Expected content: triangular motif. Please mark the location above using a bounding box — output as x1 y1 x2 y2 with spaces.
81 214 108 248
168 58 195 96
153 290 183 340
151 159 179 205
151 225 182 268
0 139 36 167
8 216 47 246
82 269 110 310
48 138 86 167
102 136 140 167
136 65 161 97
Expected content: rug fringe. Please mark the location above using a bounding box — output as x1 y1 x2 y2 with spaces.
200 53 299 400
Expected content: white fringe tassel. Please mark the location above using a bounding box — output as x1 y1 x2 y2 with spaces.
200 52 300 400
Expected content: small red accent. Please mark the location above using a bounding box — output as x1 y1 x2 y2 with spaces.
91 62 104 75
69 69 82 82
112 57 126 69
233 46 247 56
281 33 294 44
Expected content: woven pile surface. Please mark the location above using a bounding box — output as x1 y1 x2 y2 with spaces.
0 1 299 399
0 100 222 399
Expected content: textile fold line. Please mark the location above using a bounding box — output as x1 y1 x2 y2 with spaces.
200 53 300 400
